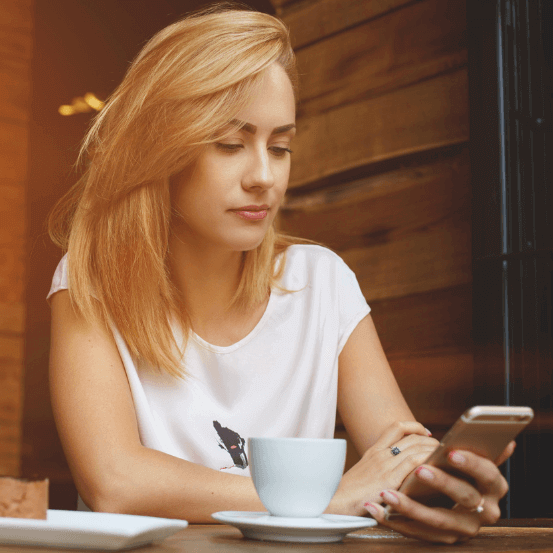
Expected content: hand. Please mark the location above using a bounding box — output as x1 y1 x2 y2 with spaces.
327 421 439 516
364 441 516 543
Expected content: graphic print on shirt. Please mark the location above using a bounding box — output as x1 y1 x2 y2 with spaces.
213 420 248 470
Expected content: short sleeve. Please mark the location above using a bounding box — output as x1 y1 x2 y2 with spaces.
46 254 69 304
334 255 371 354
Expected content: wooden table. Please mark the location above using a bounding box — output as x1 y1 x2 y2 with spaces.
1 522 552 553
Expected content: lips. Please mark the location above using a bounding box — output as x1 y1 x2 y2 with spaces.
231 205 269 221
232 205 269 211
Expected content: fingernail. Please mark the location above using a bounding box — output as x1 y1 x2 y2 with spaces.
380 490 399 505
364 502 379 516
449 450 466 465
425 427 432 436
415 466 434 481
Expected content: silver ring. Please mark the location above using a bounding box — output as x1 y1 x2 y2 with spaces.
391 446 401 456
470 497 485 514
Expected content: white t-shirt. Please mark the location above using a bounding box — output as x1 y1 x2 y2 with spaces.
47 244 371 510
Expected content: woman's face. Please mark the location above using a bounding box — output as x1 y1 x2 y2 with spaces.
172 63 296 254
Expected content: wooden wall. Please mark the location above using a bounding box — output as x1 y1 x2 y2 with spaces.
0 0 32 477
272 0 473 467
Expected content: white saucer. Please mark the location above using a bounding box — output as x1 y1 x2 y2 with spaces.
211 511 377 543
0 509 188 550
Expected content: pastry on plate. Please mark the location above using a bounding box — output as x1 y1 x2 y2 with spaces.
0 476 48 519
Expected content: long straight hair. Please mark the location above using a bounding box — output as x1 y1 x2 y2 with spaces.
49 3 311 379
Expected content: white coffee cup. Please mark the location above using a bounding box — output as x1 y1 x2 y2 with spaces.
248 437 346 518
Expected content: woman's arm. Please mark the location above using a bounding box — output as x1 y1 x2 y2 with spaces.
331 313 513 543
337 313 418 454
328 314 438 515
49 290 265 522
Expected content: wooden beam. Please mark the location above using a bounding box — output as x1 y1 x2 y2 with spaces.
289 67 469 188
387 349 474 426
341 212 471 302
0 122 28 181
370 284 473 356
0 335 24 364
0 56 31 123
0 0 33 60
0 182 25 247
281 146 470 251
279 0 415 50
295 0 467 117
0 302 24 334
0 361 21 423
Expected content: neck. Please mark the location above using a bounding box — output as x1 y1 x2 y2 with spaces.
168 234 244 326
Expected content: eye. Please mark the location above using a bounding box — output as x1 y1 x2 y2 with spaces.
215 143 243 154
269 146 293 158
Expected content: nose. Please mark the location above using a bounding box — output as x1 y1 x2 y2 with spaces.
242 147 275 191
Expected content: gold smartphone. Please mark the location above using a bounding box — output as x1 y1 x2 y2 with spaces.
384 405 534 520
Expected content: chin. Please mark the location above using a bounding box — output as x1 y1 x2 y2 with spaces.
227 234 267 253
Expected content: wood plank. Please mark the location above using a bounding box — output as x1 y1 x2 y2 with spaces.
0 0 33 60
0 419 20 447
341 211 471 302
0 182 25 248
0 55 31 122
0 302 24 333
281 146 470 252
387 350 474 428
270 0 304 13
295 0 467 117
0 334 24 363
0 246 25 304
289 68 469 188
0 121 28 181
279 0 414 50
21 419 70 479
0 452 19 476
369 283 473 356
0 0 33 30
0 360 21 423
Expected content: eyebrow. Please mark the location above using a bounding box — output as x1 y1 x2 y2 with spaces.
229 119 296 136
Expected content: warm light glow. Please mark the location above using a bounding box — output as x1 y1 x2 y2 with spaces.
58 105 75 116
84 92 105 111
58 93 105 116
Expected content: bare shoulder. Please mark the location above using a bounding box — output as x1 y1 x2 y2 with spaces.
49 290 141 510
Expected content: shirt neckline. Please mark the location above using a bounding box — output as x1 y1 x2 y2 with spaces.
189 287 277 354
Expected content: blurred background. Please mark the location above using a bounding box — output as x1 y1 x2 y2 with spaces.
0 0 551 518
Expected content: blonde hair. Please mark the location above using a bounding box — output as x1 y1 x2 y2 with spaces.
49 2 313 379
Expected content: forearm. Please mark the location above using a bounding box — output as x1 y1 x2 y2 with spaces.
92 446 265 522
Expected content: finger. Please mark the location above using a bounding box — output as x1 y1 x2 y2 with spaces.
448 450 509 498
365 494 478 544
391 447 439 479
364 501 452 542
376 421 432 449
384 436 438 464
413 464 483 512
392 434 440 452
494 441 516 466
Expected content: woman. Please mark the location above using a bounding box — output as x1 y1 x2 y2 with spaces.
48 3 512 543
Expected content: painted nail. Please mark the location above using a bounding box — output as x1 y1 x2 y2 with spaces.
415 466 435 481
425 427 433 436
364 502 379 517
449 450 466 465
380 490 399 505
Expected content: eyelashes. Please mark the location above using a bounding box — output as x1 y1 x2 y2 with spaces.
215 143 293 157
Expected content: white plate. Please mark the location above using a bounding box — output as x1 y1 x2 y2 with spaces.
0 509 188 550
212 511 376 543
